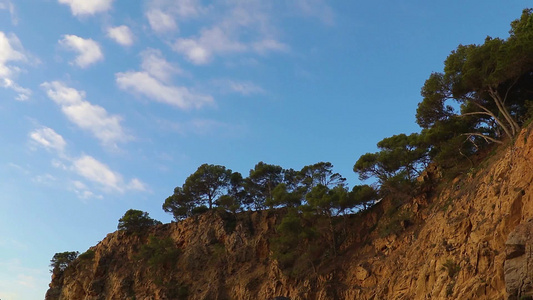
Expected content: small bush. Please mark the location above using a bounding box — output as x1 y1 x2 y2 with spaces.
78 249 95 260
118 209 162 233
50 251 79 273
138 235 180 270
191 205 209 216
378 210 413 237
442 259 460 278
446 282 455 297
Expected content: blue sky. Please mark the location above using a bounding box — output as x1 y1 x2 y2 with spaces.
0 1 530 299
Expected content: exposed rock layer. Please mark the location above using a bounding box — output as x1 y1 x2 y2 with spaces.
46 127 533 299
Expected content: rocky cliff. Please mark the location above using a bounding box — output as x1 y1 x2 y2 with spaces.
46 127 533 300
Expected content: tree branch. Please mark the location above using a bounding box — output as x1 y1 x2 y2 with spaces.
461 133 503 144
462 103 513 138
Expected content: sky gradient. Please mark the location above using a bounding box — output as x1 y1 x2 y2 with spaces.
0 1 531 299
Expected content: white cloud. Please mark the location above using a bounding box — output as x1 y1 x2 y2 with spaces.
1 78 31 101
106 25 134 46
58 0 114 16
0 31 31 100
148 1 334 65
293 0 335 25
26 126 146 199
59 35 103 68
0 259 48 300
128 178 148 191
52 159 68 170
170 0 205 18
160 118 245 137
73 155 124 192
32 173 57 185
140 48 183 82
173 27 246 64
117 49 211 109
168 2 289 65
253 39 289 54
213 79 264 96
173 39 209 64
29 127 66 153
146 0 205 21
0 1 17 24
116 71 213 110
72 155 146 193
41 81 130 148
146 9 177 33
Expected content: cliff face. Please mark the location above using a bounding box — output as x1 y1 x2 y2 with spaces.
46 127 533 300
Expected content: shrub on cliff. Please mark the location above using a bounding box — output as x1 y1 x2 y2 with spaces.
50 251 79 273
118 209 162 233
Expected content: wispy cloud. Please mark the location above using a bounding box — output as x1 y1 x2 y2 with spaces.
58 0 115 16
0 259 48 300
0 1 17 25
146 0 205 25
212 79 264 96
146 9 177 33
293 0 335 25
173 27 247 64
116 50 213 109
71 180 102 199
29 127 67 153
144 0 289 65
59 35 103 68
27 126 147 197
32 173 57 185
159 118 246 137
145 0 335 65
1 78 31 101
106 25 134 46
0 31 32 100
72 155 146 193
41 81 130 149
140 48 184 82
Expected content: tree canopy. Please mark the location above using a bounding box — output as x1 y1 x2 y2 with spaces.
50 251 79 273
416 9 533 143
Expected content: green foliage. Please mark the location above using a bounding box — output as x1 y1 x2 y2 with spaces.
176 285 189 298
353 133 429 193
378 210 413 237
118 209 162 233
245 162 284 210
417 8 533 145
347 184 378 211
419 117 477 169
138 235 180 270
269 183 303 208
300 162 346 191
270 208 319 275
184 164 233 210
521 100 533 126
78 249 95 260
163 164 240 221
50 251 79 273
446 282 455 297
163 187 195 221
164 160 353 223
442 259 461 278
216 195 241 214
191 205 209 216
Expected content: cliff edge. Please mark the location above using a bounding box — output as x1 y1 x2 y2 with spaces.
46 127 533 300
